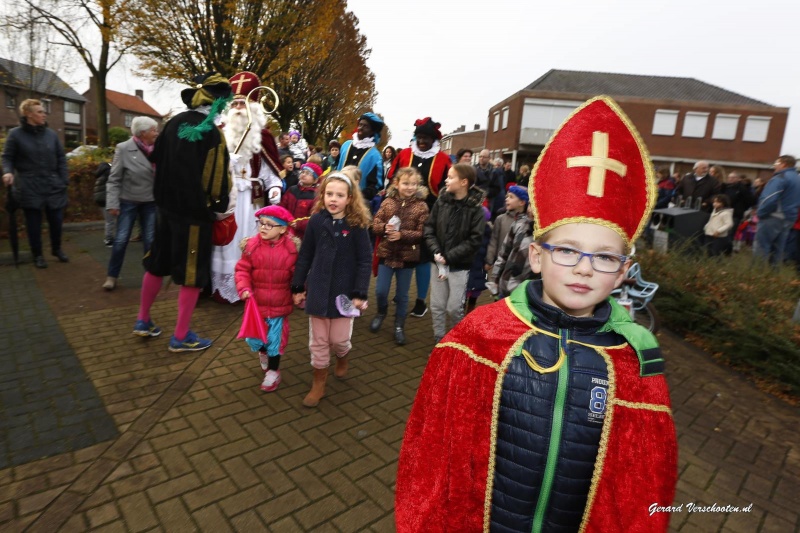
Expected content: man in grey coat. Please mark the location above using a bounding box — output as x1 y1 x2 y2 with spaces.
102 116 159 290
2 99 69 269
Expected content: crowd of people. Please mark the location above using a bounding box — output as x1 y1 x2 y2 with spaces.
654 157 800 264
4 74 718 531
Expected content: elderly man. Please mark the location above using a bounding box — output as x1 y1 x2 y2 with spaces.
674 160 721 212
133 72 232 352
754 155 800 265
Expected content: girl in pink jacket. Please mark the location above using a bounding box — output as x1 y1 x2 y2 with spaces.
235 205 298 392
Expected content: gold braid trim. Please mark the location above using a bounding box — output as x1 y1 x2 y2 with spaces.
435 342 501 371
503 299 560 339
482 329 537 532
521 347 565 374
185 225 200 287
568 339 628 351
579 347 615 533
613 398 673 414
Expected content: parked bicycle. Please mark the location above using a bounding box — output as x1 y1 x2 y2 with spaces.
612 262 660 333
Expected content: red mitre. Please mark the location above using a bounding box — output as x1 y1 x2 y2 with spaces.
530 95 656 249
229 71 261 101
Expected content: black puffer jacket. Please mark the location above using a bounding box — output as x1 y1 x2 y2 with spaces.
491 281 627 532
423 185 486 271
1 119 68 210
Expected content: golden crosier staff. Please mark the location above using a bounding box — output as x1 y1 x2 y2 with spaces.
233 85 280 154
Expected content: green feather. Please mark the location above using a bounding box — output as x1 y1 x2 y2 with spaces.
178 95 233 142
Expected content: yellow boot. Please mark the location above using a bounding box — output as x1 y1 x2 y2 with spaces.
302 368 328 408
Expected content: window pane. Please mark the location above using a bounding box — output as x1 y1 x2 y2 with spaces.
712 114 739 140
742 116 771 143
652 110 678 136
681 112 709 138
501 107 509 130
493 112 499 132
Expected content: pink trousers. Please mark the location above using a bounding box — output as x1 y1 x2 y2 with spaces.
308 316 354 369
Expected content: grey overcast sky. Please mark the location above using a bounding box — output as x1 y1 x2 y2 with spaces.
102 0 798 156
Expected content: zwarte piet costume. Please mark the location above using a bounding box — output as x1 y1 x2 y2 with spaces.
395 96 677 533
144 73 231 288
335 112 384 200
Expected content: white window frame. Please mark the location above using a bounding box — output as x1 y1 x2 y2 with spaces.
124 113 134 127
501 106 509 130
652 109 678 136
681 111 709 138
742 116 771 143
40 98 51 114
493 111 500 132
64 101 81 124
711 113 740 140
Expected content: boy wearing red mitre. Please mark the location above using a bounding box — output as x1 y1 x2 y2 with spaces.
396 97 678 532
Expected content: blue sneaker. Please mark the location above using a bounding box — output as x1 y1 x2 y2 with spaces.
169 331 212 353
133 319 162 337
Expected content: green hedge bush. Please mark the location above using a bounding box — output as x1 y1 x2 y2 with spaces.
637 243 800 399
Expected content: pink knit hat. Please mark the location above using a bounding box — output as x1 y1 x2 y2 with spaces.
254 205 294 226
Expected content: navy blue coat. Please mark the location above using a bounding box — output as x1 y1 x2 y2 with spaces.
2 120 68 210
292 210 372 318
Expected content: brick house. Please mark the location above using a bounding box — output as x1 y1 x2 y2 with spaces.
485 69 789 181
440 124 485 164
82 77 162 143
0 58 87 149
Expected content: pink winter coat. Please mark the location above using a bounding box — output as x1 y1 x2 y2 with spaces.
235 234 298 318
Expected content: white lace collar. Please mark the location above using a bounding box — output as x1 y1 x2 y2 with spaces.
411 139 440 160
352 132 376 150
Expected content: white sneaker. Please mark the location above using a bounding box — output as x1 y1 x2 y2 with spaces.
259 351 269 371
260 370 281 392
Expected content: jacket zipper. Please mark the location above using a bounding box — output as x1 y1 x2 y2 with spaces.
531 329 569 533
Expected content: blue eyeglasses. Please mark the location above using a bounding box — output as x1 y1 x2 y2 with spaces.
540 243 628 273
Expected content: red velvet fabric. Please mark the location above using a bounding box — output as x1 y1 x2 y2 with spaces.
532 97 654 243
387 148 452 197
395 299 678 532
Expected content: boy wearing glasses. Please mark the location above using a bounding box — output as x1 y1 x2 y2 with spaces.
396 97 678 532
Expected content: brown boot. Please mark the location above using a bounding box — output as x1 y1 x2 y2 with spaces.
302 368 328 408
334 354 348 378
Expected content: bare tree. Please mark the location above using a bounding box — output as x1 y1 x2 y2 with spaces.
5 0 134 147
0 4 79 97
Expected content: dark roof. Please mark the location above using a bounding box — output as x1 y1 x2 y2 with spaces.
525 69 772 107
0 57 86 102
104 89 161 117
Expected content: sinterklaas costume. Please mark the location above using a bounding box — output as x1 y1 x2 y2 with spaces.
395 96 678 533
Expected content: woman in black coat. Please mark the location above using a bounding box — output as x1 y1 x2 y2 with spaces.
2 99 69 268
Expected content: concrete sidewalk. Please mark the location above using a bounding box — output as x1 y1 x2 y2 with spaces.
0 227 798 532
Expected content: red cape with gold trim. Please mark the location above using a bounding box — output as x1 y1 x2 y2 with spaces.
260 128 283 175
387 147 452 197
395 285 678 532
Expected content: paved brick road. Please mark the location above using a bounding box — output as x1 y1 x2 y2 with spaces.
0 228 797 532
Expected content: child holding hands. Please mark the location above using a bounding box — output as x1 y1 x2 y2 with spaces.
292 172 373 407
234 205 298 392
370 167 429 345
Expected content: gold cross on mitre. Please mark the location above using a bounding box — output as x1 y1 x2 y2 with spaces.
230 75 252 95
566 131 627 197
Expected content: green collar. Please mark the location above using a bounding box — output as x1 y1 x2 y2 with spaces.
506 281 664 376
